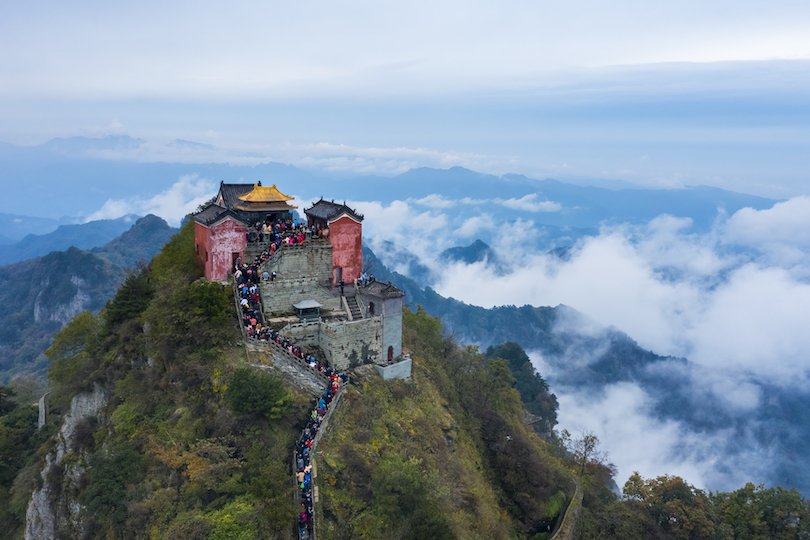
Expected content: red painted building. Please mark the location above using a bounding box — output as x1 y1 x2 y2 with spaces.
194 212 248 281
193 182 297 281
304 200 364 285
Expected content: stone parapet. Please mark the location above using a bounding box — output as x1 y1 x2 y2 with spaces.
375 357 412 380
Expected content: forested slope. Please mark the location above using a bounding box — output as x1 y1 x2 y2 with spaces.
317 308 574 539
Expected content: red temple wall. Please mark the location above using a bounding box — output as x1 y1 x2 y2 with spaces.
329 216 362 285
193 222 213 279
195 219 247 281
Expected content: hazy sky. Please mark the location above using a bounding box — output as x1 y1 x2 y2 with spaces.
2 2 810 197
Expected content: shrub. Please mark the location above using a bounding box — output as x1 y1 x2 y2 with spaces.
225 368 292 421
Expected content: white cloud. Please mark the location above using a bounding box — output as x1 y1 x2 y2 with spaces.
686 263 810 382
437 231 701 356
498 193 561 213
724 195 810 273
726 194 810 247
411 193 562 214
547 376 770 491
413 194 457 209
350 199 450 272
457 214 497 238
389 196 807 491
84 174 215 226
433 199 810 389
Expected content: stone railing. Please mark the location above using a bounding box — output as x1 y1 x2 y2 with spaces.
550 481 582 540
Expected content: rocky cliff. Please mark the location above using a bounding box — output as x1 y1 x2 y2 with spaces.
25 384 107 539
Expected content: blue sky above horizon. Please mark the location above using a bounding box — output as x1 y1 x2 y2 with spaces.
2 1 810 199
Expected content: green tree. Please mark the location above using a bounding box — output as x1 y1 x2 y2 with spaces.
0 386 15 416
370 454 453 540
80 445 145 527
47 311 101 407
486 342 559 435
712 482 810 539
561 430 614 477
623 473 715 539
103 267 154 330
226 368 292 421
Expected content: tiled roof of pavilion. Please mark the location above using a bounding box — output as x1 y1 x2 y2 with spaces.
216 182 254 209
304 198 363 223
363 281 405 299
238 184 294 203
192 204 241 226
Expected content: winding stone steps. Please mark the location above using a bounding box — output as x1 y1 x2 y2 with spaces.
246 340 328 397
233 261 345 540
345 295 362 320
550 481 583 540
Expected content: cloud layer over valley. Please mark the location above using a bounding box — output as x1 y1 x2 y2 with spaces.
355 191 810 492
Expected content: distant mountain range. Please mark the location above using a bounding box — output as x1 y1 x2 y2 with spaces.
0 136 778 231
0 215 176 381
0 213 71 244
0 215 139 264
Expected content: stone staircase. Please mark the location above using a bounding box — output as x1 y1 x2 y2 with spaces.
234 238 347 540
345 295 362 320
242 240 270 264
247 340 327 398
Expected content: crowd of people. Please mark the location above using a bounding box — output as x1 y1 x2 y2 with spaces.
235 219 308 337
355 270 376 288
235 215 350 538
235 259 264 338
295 369 345 538
247 217 329 250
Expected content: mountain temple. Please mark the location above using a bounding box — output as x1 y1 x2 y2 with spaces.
193 181 363 285
192 181 409 375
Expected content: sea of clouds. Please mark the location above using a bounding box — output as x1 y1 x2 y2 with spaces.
352 193 810 491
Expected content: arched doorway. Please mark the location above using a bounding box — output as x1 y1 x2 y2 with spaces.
387 346 394 362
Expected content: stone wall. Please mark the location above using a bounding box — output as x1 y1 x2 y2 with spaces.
261 277 341 316
281 320 321 350
268 241 332 283
381 297 403 361
375 357 412 380
319 317 382 370
356 291 403 362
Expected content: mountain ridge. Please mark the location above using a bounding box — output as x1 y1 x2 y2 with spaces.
0 215 141 265
0 215 177 381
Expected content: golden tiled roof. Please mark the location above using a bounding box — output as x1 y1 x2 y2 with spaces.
238 184 294 203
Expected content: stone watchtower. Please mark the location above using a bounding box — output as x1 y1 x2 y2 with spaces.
357 282 405 362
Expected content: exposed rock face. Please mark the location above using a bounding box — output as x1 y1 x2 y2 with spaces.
25 384 108 540
33 275 92 325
